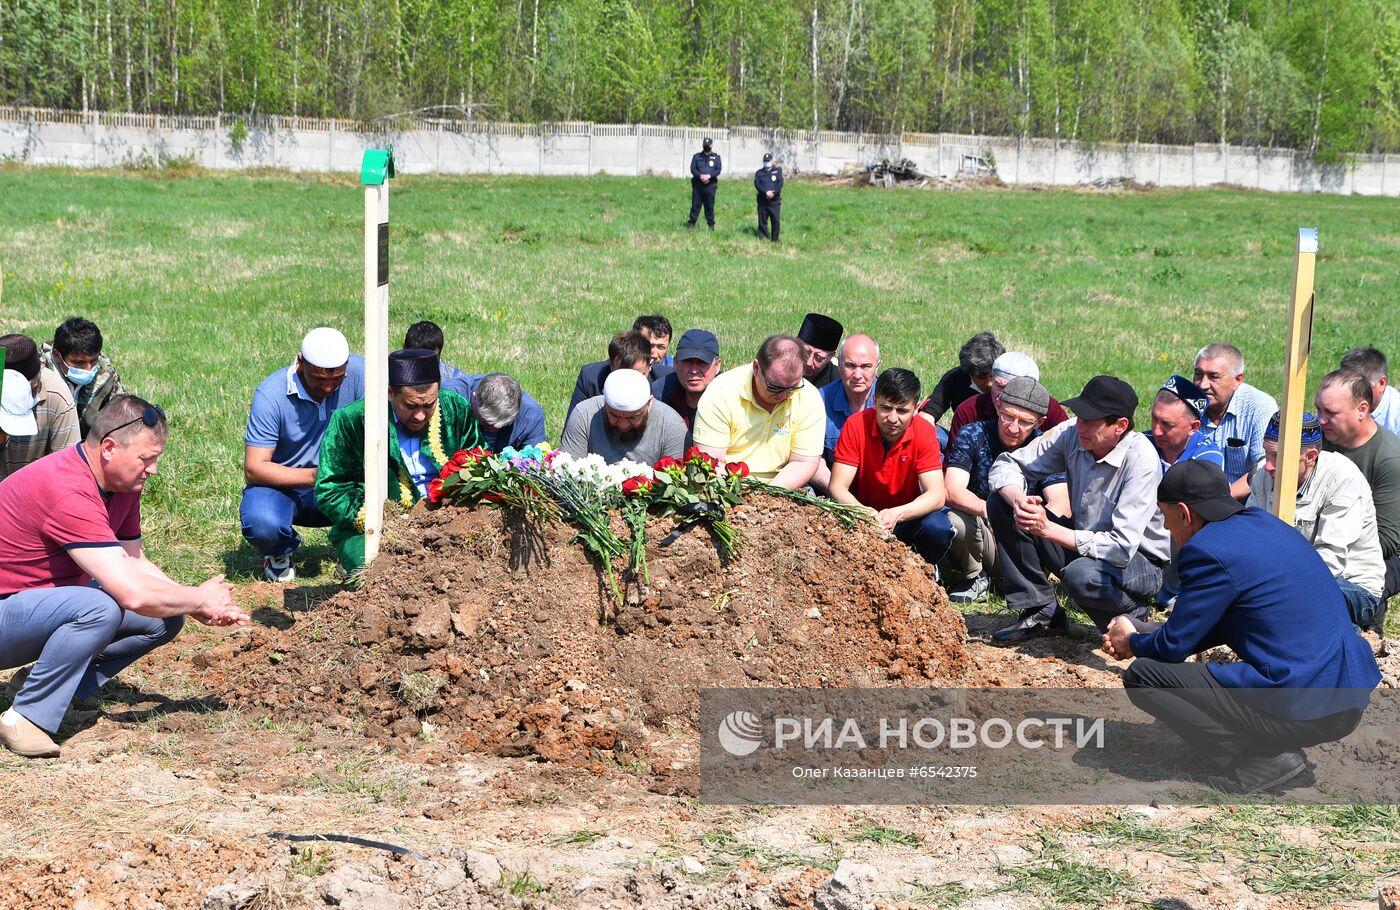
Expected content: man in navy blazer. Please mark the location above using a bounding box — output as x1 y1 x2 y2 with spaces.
1103 459 1380 794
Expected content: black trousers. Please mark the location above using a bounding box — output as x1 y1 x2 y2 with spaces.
757 199 780 241
688 181 717 227
986 493 1162 631
1124 659 1363 765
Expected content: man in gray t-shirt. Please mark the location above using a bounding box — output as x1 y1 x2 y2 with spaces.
560 369 687 465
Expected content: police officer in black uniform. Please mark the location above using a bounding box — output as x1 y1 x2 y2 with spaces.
687 138 722 231
754 152 784 242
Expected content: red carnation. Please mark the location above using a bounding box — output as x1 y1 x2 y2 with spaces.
427 477 445 504
621 476 655 496
725 461 750 478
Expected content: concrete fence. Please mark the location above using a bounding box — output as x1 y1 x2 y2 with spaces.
2 107 1397 195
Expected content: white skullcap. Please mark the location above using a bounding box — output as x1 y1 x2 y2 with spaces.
602 369 652 413
992 351 1039 382
300 327 350 369
0 369 38 437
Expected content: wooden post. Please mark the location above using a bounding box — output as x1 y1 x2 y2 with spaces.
360 149 395 565
1271 227 1318 527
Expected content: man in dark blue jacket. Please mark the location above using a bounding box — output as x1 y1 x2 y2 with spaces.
754 153 784 242
1103 460 1381 794
687 138 722 231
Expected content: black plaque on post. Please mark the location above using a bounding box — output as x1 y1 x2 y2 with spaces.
377 222 389 287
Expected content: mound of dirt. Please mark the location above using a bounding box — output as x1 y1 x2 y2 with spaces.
210 493 970 789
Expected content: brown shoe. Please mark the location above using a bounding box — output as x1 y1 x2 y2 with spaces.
0 710 60 758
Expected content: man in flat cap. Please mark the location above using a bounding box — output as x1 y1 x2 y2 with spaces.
987 375 1169 645
687 137 723 231
943 376 1069 604
316 348 484 576
1248 411 1386 631
754 153 784 243
0 333 80 480
1148 375 1223 473
797 313 843 390
652 329 723 448
1104 460 1379 795
241 328 366 582
561 368 686 465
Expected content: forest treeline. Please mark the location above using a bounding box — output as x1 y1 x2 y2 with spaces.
2 0 1397 159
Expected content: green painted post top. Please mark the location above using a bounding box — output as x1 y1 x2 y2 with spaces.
361 148 395 185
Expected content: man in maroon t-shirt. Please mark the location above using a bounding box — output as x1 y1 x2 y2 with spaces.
947 351 1069 447
0 396 248 758
828 368 956 568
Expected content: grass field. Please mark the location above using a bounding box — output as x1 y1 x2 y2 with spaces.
2 166 1398 583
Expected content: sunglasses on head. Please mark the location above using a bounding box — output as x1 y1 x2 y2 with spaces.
105 404 165 439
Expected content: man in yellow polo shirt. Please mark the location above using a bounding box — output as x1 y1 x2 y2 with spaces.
693 334 825 488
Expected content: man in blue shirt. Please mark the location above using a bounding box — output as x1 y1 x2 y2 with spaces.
819 334 879 460
1147 375 1224 473
1193 343 1276 499
241 328 365 582
402 321 547 452
1103 460 1381 794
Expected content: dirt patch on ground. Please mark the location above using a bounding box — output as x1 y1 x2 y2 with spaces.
205 494 972 791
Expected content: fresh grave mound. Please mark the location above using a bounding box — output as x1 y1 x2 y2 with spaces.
215 492 971 782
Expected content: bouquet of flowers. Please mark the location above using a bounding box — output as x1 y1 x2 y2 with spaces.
430 445 559 522
538 451 654 605
628 447 747 560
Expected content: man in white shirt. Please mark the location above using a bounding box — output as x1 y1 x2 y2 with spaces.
1248 411 1386 631
1341 346 1400 437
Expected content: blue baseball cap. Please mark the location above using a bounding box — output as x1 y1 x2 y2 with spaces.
675 329 720 364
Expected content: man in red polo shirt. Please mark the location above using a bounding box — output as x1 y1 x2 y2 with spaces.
828 368 955 568
0 395 248 759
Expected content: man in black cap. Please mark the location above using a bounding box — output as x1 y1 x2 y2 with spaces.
754 153 784 242
1103 460 1379 794
797 313 843 389
687 138 723 231
986 375 1170 644
314 348 484 575
651 329 723 447
0 333 80 480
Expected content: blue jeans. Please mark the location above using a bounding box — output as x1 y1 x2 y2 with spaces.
894 509 957 567
239 485 330 557
0 587 184 733
1336 575 1383 632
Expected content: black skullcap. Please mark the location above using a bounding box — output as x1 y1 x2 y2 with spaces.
0 334 40 381
388 348 440 387
797 313 843 352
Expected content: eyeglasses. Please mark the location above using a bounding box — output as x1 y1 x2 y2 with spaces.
762 373 804 395
997 411 1040 431
105 404 165 439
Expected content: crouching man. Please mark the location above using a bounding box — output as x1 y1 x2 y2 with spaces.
828 368 955 569
0 396 250 758
1104 460 1380 794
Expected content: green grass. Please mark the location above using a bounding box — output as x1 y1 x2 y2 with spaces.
2 166 1397 582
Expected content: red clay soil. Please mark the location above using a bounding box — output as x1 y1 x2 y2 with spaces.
206 493 972 789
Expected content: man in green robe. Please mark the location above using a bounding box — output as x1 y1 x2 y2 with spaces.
316 348 483 574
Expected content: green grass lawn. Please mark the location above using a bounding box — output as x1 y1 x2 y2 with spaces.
1 166 1397 583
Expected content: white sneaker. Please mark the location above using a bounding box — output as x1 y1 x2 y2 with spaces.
263 555 295 583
